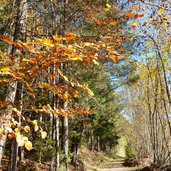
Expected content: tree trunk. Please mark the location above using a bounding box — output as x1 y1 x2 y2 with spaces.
61 101 69 170
9 82 23 171
0 81 17 164
55 117 60 171
97 136 100 152
91 131 94 151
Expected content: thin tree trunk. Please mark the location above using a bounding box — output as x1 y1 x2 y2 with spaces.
0 82 17 164
61 101 69 170
55 116 60 171
9 82 23 171
91 131 94 151
97 136 100 152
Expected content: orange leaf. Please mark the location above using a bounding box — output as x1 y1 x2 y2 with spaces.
86 16 93 20
132 5 139 10
22 43 38 53
127 12 136 17
0 35 22 49
127 10 132 13
134 14 139 19
8 133 15 139
95 19 103 26
0 133 3 139
109 56 118 63
65 36 74 41
0 35 15 45
109 20 117 26
112 5 117 11
138 14 144 17
90 51 95 56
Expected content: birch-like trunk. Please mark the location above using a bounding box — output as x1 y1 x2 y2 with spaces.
9 82 23 171
61 101 69 170
55 117 60 171
0 82 17 164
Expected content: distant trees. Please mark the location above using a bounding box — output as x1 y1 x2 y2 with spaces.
124 44 171 167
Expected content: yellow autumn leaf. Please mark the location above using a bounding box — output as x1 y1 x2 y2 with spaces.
63 92 69 101
87 88 94 96
106 3 111 8
71 54 83 61
22 58 35 63
0 50 5 58
23 136 28 141
25 141 33 151
24 126 30 133
57 68 69 82
132 5 139 10
92 59 99 65
42 38 54 47
41 131 47 139
131 22 139 27
53 35 62 41
13 108 21 116
158 8 165 13
18 138 25 147
84 42 92 46
84 86 94 96
68 45 76 52
34 125 38 132
33 120 39 132
0 67 11 75
104 3 111 11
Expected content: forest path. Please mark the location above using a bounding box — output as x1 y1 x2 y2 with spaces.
84 159 138 171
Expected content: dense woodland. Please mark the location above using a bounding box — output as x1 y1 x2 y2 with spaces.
0 0 171 171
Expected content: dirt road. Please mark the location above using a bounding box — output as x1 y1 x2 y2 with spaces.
85 159 138 171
